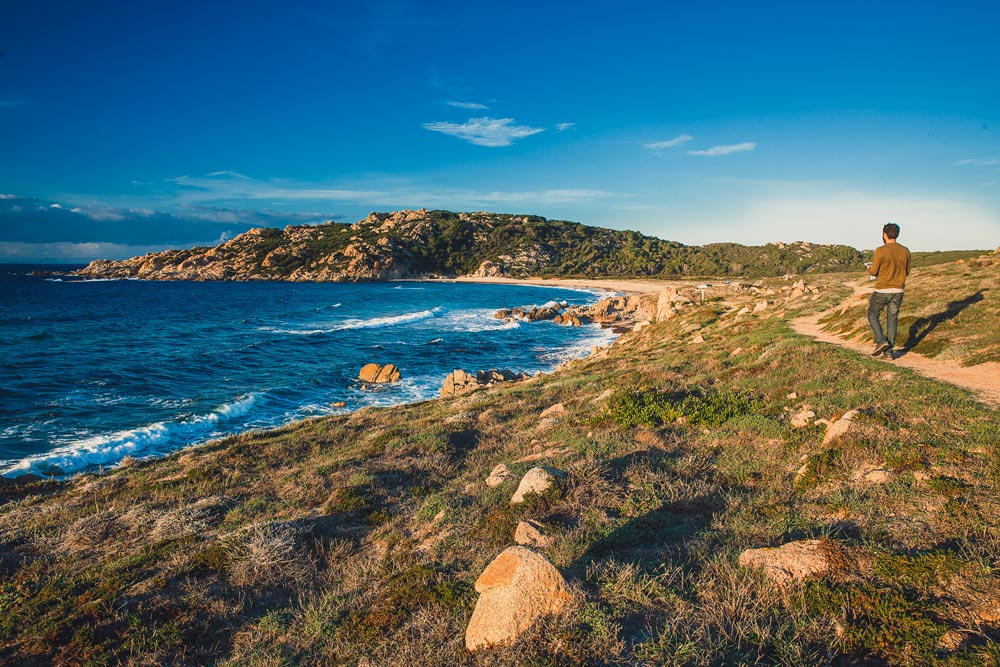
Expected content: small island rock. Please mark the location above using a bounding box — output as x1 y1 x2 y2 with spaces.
359 363 401 383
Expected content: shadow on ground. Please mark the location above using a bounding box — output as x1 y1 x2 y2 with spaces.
898 290 987 357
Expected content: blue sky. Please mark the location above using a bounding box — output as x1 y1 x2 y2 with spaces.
2 0 998 261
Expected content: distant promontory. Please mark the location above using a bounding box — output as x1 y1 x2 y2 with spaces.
78 209 865 281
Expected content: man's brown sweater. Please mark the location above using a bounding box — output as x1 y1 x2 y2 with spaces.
868 242 911 290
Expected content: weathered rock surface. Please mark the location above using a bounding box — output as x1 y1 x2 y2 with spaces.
514 520 553 548
465 546 571 650
511 466 565 504
822 409 859 445
486 464 512 488
77 209 865 283
790 407 816 428
358 363 401 383
440 368 528 397
540 403 565 418
738 539 833 585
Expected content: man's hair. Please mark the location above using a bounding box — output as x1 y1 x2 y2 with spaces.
883 222 900 239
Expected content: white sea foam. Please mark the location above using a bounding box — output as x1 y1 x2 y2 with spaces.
535 325 618 366
260 307 442 335
1 393 259 478
442 309 521 332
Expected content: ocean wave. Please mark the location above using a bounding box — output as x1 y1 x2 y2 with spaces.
535 326 618 366
442 309 521 332
1 393 259 478
259 307 442 335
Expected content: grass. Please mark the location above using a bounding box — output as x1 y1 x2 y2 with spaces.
816 250 1000 364
1 258 998 665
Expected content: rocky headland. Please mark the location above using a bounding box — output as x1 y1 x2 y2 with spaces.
77 208 866 282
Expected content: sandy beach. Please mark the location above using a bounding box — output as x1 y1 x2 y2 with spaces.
429 275 683 295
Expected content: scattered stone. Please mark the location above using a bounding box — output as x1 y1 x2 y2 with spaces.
790 407 816 428
330 401 347 408
787 392 798 400
514 520 553 548
852 465 892 485
738 539 833 585
690 334 705 344
753 300 768 313
510 466 565 505
486 464 512 488
737 306 750 316
822 409 859 445
465 547 571 650
633 320 651 332
937 630 964 651
730 347 744 357
358 363 401 384
540 403 565 418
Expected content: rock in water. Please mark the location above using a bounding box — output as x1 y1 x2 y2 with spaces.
465 546 571 650
510 466 565 505
359 363 401 383
738 539 833 585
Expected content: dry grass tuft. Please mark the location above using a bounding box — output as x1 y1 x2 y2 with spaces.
226 521 313 588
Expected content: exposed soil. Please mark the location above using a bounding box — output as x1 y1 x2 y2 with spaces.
792 292 1000 406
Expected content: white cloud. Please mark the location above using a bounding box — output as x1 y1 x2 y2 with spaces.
206 170 254 179
644 134 693 150
687 142 756 156
556 122 575 132
0 241 190 261
168 172 385 202
445 100 489 110
956 158 1000 166
0 194 15 199
422 117 545 147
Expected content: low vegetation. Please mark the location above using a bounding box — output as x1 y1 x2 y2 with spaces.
2 253 998 665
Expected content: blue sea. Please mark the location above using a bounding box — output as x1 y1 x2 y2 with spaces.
0 264 616 478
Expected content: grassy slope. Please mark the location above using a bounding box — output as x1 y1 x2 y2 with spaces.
818 252 1000 365
2 262 999 666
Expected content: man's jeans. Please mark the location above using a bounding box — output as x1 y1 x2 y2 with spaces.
868 291 904 348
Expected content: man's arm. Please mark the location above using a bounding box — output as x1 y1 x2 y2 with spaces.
868 248 882 276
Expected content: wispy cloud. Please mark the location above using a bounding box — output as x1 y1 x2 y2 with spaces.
422 117 545 147
687 142 756 157
644 134 693 150
205 170 254 179
169 172 385 201
555 122 575 132
955 158 1000 166
427 188 612 204
444 100 489 110
0 100 20 108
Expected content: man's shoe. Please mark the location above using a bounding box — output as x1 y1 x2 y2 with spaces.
872 342 889 356
882 348 894 360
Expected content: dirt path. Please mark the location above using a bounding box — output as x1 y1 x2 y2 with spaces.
792 299 1000 407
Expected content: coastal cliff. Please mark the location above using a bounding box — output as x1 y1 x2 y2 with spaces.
78 209 865 281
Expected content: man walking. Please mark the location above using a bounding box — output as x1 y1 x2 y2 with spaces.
867 223 911 359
